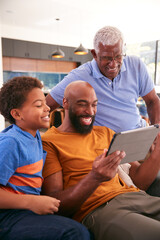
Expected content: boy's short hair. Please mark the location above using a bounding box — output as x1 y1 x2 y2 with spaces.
0 76 43 124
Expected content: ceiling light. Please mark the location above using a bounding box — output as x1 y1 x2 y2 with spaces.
74 43 88 55
52 18 65 59
52 47 65 58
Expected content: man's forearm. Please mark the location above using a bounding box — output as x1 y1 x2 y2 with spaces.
130 134 160 191
42 150 124 217
147 98 160 124
46 94 60 112
130 158 160 190
46 172 100 217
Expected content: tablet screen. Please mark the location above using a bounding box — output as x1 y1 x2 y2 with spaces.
107 125 159 164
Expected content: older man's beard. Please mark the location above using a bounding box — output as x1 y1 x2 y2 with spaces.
69 108 95 134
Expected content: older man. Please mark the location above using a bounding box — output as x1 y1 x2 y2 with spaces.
42 81 160 240
46 26 160 133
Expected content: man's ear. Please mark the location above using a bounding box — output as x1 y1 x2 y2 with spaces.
10 109 22 121
91 49 97 60
63 97 69 110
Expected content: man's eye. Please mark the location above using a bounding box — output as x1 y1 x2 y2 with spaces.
101 56 111 61
36 105 42 108
115 55 122 60
78 104 87 107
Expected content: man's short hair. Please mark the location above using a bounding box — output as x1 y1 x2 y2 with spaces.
0 76 43 124
93 26 124 53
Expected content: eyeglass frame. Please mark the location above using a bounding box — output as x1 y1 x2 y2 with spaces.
99 54 126 63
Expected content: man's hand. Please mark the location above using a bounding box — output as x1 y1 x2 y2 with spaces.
41 149 126 217
91 149 126 182
28 195 60 215
129 133 160 190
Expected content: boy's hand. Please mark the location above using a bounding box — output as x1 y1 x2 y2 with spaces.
28 195 60 215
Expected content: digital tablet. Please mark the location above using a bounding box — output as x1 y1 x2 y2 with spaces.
107 124 159 164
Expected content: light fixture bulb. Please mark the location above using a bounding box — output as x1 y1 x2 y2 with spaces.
52 47 65 58
74 43 88 55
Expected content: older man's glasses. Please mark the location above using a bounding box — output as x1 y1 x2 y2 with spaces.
100 54 126 63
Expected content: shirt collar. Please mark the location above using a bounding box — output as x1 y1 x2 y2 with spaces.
91 58 126 79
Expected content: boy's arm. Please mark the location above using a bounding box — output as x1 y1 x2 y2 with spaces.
42 150 125 217
0 188 60 215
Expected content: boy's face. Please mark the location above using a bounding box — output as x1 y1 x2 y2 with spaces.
16 88 50 136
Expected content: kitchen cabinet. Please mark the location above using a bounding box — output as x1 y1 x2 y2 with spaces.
2 38 92 64
13 40 41 59
2 38 14 56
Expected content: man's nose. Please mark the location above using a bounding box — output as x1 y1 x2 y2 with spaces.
108 58 117 66
85 105 94 115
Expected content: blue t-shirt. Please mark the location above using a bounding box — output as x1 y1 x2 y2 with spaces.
0 124 47 195
50 56 154 132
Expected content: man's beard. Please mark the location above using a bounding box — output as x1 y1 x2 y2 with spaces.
69 108 95 134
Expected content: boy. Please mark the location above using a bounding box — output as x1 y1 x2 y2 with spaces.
0 76 91 240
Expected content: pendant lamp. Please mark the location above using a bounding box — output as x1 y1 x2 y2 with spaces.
74 43 88 55
52 18 65 59
52 47 65 58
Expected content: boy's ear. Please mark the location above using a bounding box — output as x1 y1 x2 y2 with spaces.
10 109 22 121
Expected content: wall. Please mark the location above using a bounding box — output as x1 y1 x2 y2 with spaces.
3 57 77 72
